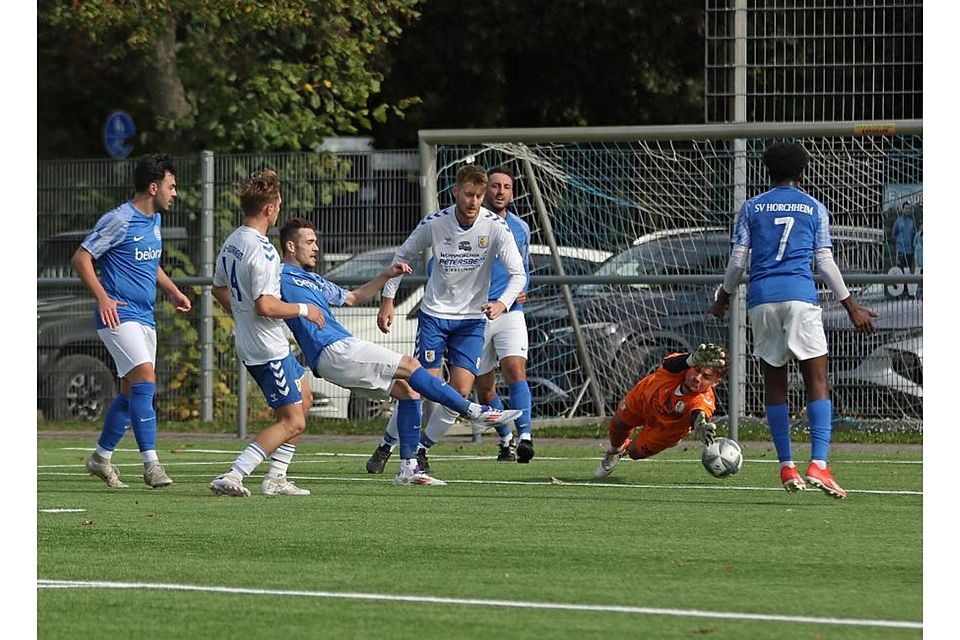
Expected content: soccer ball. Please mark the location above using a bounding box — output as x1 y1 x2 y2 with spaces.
701 437 743 478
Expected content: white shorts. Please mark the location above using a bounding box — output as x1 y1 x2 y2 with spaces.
97 321 157 377
313 337 402 399
479 310 529 375
748 301 828 367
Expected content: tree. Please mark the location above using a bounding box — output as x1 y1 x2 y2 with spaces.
370 0 706 147
38 0 423 157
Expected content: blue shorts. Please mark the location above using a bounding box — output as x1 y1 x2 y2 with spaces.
416 312 486 375
245 353 305 409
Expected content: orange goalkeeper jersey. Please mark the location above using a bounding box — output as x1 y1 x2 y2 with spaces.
617 356 716 436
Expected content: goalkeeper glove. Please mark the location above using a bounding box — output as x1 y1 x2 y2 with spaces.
692 412 717 446
687 342 727 370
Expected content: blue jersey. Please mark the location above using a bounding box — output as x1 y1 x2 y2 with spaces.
488 211 531 311
732 186 832 309
279 263 353 368
80 202 163 329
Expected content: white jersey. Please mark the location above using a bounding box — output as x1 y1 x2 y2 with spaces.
214 225 291 365
383 206 525 320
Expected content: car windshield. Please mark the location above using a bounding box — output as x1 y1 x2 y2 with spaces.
577 234 730 294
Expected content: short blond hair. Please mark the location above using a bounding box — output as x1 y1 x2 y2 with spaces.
238 169 281 216
455 164 488 190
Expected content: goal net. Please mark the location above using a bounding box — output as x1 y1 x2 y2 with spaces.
427 125 922 429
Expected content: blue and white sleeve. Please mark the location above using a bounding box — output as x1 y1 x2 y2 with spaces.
80 210 129 259
730 201 751 248
814 202 833 250
319 277 349 307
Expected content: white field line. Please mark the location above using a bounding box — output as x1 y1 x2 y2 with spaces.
38 508 86 513
54 447 923 465
35 579 921 631
36 469 922 496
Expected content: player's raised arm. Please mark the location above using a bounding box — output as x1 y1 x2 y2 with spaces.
347 262 413 307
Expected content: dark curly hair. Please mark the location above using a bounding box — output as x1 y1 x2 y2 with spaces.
133 153 176 193
763 142 809 183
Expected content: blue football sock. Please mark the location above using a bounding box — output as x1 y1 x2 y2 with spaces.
129 381 157 453
807 398 833 462
765 403 792 463
396 399 422 460
409 367 470 415
97 394 130 452
508 381 533 438
486 395 511 439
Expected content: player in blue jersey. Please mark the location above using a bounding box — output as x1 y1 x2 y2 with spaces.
278 218 521 486
710 142 877 498
473 166 536 463
368 164 526 475
72 153 192 489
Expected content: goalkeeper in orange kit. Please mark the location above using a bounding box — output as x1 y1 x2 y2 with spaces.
594 343 728 478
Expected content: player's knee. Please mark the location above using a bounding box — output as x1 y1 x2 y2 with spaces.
396 354 420 379
281 411 306 437
477 386 497 404
500 358 527 383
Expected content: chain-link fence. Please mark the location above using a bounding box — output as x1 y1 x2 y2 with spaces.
705 0 922 123
37 150 421 425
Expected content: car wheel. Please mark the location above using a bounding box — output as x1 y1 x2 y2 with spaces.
50 354 117 421
347 394 392 421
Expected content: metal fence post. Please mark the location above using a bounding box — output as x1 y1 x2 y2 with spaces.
238 359 247 440
200 150 214 421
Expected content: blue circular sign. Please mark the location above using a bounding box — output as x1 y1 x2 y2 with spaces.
103 111 136 159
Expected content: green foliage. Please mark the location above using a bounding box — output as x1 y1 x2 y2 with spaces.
371 0 706 146
38 0 423 156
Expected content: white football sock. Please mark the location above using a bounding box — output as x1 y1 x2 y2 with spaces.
424 405 459 444
268 443 296 479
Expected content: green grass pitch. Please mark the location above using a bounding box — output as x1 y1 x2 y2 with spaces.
37 435 922 639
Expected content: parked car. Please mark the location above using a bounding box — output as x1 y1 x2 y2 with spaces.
37 228 190 421
302 244 612 420
523 226 922 420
